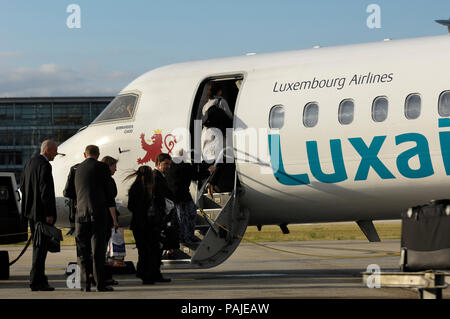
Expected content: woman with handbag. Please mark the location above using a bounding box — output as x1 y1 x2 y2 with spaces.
126 165 169 284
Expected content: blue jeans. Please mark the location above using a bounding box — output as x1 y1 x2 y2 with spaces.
175 200 197 242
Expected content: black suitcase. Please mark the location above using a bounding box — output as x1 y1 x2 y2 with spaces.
400 200 450 271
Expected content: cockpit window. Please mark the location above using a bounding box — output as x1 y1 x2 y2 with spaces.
92 93 138 124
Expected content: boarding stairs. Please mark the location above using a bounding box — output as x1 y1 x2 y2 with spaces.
162 174 249 269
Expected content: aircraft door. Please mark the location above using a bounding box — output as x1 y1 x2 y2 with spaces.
170 74 250 269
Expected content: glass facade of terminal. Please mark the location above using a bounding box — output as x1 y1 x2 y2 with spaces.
0 97 114 180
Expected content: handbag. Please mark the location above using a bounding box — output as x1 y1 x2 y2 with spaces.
33 222 63 253
164 198 175 215
107 228 126 257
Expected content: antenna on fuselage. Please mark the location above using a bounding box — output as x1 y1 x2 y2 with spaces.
435 18 450 33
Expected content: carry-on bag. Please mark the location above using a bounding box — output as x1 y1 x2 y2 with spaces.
400 199 450 271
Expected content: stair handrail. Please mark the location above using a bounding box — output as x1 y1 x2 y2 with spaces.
195 165 218 206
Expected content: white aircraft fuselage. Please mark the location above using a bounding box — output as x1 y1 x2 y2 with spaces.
52 35 450 229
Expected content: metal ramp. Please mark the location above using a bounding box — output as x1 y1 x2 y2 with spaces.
162 189 249 269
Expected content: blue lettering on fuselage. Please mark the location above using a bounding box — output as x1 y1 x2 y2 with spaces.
268 130 442 186
439 130 450 175
268 133 310 185
395 133 434 178
349 136 395 180
306 139 347 183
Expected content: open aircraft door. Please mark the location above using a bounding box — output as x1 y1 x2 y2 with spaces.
162 74 250 268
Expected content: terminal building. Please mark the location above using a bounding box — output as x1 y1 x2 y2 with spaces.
0 96 114 181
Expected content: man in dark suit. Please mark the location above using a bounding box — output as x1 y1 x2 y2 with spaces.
63 163 80 236
154 153 174 204
153 153 174 282
74 145 115 292
20 139 58 291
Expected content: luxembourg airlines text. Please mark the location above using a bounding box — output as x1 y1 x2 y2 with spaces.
272 72 394 92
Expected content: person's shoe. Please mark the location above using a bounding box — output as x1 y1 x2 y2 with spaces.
154 277 171 283
30 285 39 291
142 280 155 285
40 285 55 291
31 285 55 291
97 286 114 292
89 275 96 286
105 279 119 286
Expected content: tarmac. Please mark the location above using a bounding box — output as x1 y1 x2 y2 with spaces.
2 239 447 300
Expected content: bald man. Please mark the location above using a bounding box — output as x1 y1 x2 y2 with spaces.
20 139 58 291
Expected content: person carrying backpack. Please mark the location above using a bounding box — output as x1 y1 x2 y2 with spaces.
201 83 233 163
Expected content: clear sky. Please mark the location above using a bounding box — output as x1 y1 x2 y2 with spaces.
0 0 449 97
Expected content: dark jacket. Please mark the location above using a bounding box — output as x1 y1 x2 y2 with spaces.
127 182 152 231
20 153 57 223
106 175 118 228
154 169 179 250
106 175 117 209
74 157 113 223
154 169 174 211
63 163 80 200
166 162 194 203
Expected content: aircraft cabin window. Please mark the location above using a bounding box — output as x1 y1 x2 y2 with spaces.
303 102 319 128
438 91 450 117
372 96 388 122
92 93 139 124
269 105 285 129
405 93 421 120
338 99 354 125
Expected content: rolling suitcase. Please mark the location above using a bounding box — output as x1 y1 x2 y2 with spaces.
400 199 450 271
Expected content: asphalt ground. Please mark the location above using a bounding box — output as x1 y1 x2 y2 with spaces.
1 239 449 315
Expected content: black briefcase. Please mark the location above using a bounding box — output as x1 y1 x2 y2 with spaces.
34 222 63 253
400 200 450 271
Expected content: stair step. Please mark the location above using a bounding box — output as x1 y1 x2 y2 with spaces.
161 248 192 260
160 234 203 263
209 192 232 207
178 243 198 257
161 259 191 268
198 192 232 209
197 208 221 221
195 224 209 234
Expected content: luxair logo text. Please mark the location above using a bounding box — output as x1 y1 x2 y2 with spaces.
268 119 450 185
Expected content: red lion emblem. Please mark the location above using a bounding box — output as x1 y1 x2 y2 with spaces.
137 130 177 164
